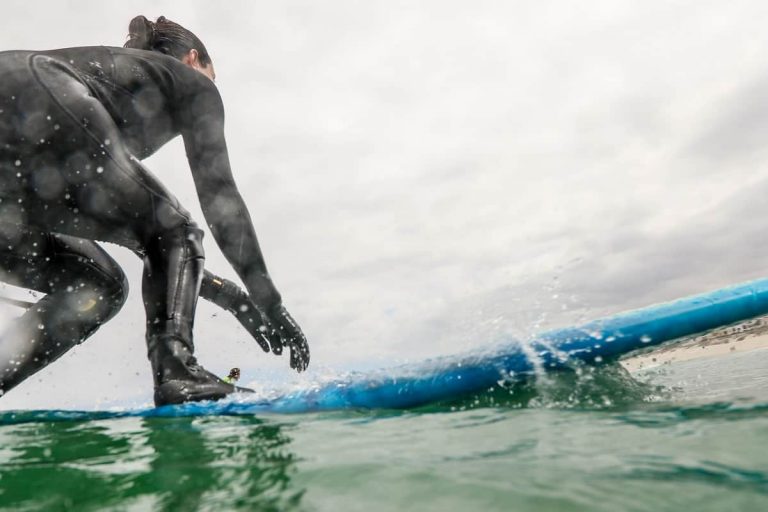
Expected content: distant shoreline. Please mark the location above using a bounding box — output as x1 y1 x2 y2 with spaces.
621 315 768 372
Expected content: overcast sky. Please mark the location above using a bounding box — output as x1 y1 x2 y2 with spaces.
2 0 768 409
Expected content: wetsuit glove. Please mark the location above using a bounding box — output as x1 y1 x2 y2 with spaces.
268 303 310 372
200 272 310 372
199 273 271 352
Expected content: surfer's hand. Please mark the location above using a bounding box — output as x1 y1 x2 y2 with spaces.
227 293 309 370
230 296 287 358
232 300 272 353
198 273 273 353
266 303 310 372
198 272 307 366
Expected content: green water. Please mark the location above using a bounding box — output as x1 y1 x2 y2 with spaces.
1 350 767 511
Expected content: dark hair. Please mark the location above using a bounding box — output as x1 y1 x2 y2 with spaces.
229 368 240 378
124 15 212 66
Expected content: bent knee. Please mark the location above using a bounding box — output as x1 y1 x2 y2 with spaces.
49 234 129 315
82 262 128 322
104 264 129 310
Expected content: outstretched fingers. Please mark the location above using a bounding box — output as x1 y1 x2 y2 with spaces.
289 334 310 372
269 304 310 372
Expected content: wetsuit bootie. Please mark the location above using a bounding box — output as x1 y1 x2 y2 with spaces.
148 334 253 406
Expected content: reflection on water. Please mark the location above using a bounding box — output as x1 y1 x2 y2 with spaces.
0 415 303 510
0 349 766 511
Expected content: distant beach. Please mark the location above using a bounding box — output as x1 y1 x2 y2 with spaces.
621 316 768 372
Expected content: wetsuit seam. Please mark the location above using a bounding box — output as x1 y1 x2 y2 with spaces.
26 53 191 229
103 46 117 84
173 236 187 328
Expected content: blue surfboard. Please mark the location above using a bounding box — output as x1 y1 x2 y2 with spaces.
5 277 768 422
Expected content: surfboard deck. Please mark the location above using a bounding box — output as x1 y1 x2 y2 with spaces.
6 277 768 420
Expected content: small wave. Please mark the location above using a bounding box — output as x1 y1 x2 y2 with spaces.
415 362 666 412
615 401 768 428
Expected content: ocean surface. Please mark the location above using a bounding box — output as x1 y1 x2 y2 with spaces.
0 348 766 511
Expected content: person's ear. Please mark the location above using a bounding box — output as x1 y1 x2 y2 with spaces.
182 49 200 68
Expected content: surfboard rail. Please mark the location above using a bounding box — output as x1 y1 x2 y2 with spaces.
6 277 768 419
258 277 768 412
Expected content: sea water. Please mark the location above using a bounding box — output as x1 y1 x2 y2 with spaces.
0 349 766 511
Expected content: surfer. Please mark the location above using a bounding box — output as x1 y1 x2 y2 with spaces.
223 368 240 385
0 16 309 405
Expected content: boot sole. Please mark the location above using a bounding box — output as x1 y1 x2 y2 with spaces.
155 380 234 406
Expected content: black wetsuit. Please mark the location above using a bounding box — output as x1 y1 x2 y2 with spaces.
0 46 308 403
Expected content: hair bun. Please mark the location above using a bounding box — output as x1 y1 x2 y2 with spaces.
124 15 156 50
120 15 212 65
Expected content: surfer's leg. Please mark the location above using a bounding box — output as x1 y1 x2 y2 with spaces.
0 227 127 394
0 54 235 404
123 159 246 405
